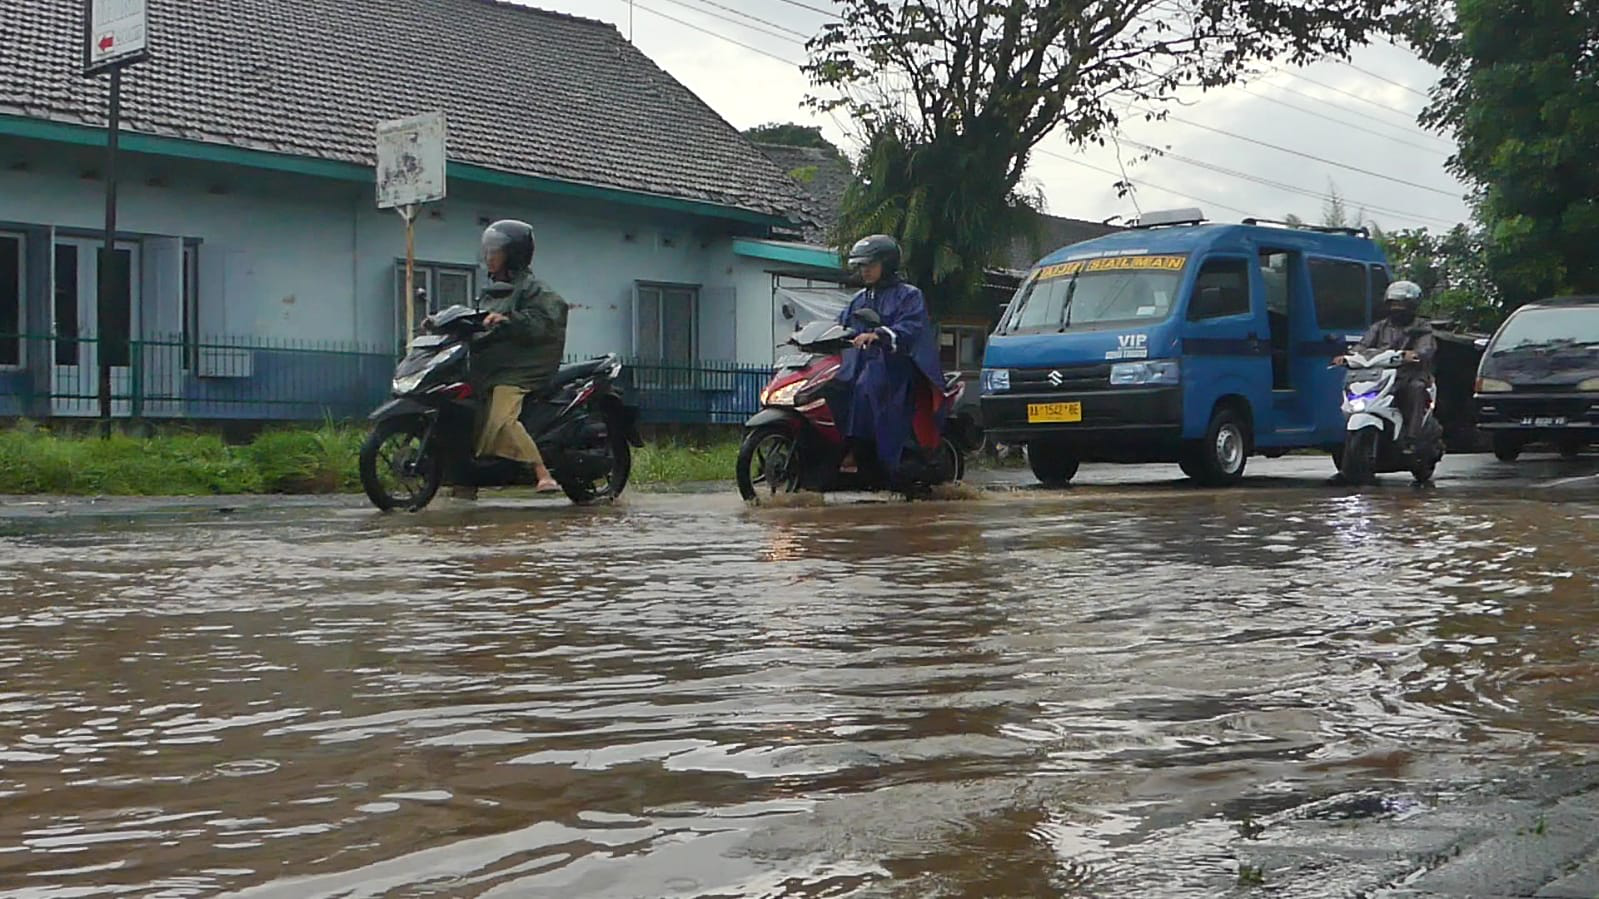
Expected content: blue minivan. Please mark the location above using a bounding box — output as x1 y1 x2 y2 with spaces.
980 213 1392 486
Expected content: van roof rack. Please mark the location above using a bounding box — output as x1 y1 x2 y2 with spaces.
1130 207 1207 229
1241 217 1371 238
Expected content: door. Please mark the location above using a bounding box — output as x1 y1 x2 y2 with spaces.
1180 255 1270 439
1257 248 1314 434
51 237 140 417
1303 256 1375 437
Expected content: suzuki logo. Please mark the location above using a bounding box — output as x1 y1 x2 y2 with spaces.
1048 370 1064 387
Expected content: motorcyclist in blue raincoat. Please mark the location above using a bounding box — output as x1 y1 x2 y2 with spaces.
831 234 949 478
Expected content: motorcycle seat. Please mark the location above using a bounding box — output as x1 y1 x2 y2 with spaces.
549 356 614 391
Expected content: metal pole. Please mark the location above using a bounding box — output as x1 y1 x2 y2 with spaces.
98 65 122 436
402 205 417 346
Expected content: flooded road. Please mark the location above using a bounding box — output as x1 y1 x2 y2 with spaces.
3 461 1599 897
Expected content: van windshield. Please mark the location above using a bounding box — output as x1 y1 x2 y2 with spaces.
1493 306 1599 352
1005 255 1187 332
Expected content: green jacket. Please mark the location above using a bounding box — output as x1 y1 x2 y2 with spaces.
472 269 569 392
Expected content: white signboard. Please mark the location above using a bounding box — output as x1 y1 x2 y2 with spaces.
84 0 149 74
376 112 448 209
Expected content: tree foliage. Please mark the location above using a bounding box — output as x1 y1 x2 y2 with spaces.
1418 0 1599 305
1376 223 1502 331
807 0 1412 313
742 122 843 155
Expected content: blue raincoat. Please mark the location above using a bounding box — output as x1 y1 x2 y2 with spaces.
831 280 948 475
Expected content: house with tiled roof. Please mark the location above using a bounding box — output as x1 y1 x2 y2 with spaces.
0 0 841 421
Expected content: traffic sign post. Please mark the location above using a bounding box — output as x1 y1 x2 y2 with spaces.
82 0 149 433
376 113 448 348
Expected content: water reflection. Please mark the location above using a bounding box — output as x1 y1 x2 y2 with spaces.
0 489 1595 896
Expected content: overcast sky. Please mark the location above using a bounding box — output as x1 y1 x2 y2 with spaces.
520 0 1471 233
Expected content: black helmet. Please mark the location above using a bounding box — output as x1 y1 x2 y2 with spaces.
1384 280 1423 322
482 219 535 274
847 234 901 277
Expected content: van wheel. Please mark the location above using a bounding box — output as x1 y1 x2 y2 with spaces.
1492 432 1525 462
1182 408 1249 486
1027 444 1080 487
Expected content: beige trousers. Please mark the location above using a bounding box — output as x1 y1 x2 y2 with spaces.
475 386 543 466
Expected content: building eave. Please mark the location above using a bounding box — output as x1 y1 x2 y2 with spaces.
731 238 843 272
0 114 794 228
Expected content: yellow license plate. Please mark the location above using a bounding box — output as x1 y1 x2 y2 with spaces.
1027 402 1082 423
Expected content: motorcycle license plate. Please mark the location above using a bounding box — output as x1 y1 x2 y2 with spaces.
1521 416 1568 427
1028 402 1082 423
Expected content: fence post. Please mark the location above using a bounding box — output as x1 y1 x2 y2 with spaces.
130 337 143 423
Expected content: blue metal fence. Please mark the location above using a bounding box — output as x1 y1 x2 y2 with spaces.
0 333 772 425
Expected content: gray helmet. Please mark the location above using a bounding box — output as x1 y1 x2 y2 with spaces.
847 234 901 276
482 220 535 273
1384 280 1423 314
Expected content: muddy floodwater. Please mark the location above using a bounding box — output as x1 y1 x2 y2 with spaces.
2 477 1599 897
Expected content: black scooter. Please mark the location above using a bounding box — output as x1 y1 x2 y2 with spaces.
359 290 642 512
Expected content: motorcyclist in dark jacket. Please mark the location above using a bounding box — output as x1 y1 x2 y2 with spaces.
1337 280 1436 446
459 219 568 498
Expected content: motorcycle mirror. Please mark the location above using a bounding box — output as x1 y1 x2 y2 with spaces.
1473 337 1489 350
484 281 516 299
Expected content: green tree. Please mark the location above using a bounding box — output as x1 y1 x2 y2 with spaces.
1376 223 1502 331
1418 0 1599 306
742 122 843 155
808 0 1410 313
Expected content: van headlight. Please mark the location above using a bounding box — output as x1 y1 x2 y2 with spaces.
981 368 1010 393
1476 377 1513 393
1109 360 1180 386
1578 378 1599 391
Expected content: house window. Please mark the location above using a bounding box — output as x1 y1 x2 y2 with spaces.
0 232 22 368
394 261 478 338
939 326 986 373
54 244 80 366
1309 258 1370 330
635 283 698 362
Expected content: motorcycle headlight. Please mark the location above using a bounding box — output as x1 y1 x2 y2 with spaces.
1476 377 1513 393
392 370 428 395
981 368 1010 394
392 344 462 395
607 359 624 380
1109 360 1180 386
766 380 804 406
1348 399 1367 412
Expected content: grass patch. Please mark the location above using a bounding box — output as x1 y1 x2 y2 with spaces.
632 440 741 487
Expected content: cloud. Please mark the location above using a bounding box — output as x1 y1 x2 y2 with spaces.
517 1 1470 231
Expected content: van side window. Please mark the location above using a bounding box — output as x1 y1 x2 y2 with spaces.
1259 252 1290 316
1187 258 1251 320
1370 266 1391 315
1308 258 1369 330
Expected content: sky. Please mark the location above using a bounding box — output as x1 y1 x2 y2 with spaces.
519 0 1471 233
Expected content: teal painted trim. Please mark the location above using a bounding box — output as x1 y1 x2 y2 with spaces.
0 114 792 226
0 114 370 181
732 238 843 271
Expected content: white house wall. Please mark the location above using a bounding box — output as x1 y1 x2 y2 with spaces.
0 138 783 366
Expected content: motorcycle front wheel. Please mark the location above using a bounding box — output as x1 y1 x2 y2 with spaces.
359 416 443 512
1339 428 1379 486
736 425 801 501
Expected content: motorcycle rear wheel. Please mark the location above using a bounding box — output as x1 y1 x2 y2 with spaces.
360 416 443 512
736 425 801 501
559 413 632 505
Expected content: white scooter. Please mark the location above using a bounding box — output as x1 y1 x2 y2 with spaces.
1335 349 1445 486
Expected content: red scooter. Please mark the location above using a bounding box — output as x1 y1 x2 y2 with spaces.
735 310 980 500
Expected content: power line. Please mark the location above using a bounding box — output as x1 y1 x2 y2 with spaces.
631 2 804 67
1250 80 1452 147
1116 138 1463 227
659 0 813 41
1278 70 1426 124
1338 61 1429 98
1138 107 1461 197
1037 148 1255 217
1235 85 1452 155
769 0 838 16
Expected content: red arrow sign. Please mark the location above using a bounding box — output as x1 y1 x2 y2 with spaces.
98 35 115 51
